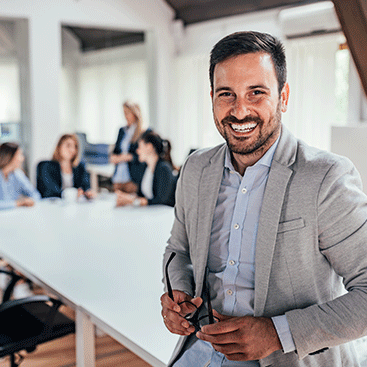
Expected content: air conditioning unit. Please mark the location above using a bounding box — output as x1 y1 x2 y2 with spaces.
279 1 341 39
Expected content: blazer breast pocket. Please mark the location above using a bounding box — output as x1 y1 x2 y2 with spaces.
277 218 305 233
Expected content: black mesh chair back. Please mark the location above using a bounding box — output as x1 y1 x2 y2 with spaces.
0 270 75 367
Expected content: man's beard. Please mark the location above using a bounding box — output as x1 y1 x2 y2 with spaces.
217 102 282 156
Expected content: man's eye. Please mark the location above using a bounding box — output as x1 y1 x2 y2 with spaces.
218 92 232 97
247 90 265 101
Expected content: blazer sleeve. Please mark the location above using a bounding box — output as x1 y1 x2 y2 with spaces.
147 161 175 206
286 158 367 359
112 128 125 155
37 161 63 198
74 162 91 192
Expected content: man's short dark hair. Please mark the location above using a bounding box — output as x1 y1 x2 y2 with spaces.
210 31 287 94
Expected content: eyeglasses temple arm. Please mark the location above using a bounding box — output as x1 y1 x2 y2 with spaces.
205 268 215 324
165 252 176 301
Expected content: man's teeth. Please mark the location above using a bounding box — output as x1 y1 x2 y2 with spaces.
231 123 257 132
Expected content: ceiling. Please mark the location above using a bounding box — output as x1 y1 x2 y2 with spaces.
63 25 145 52
164 0 326 25
64 0 327 52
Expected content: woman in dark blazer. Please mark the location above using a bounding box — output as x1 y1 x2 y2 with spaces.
37 134 94 199
110 100 146 193
116 131 177 207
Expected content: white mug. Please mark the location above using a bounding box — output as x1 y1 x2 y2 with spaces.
62 187 78 203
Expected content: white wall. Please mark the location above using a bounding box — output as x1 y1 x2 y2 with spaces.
0 0 175 180
331 125 367 194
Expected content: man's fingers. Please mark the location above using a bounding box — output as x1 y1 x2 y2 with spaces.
162 309 195 335
212 309 231 321
160 292 181 313
196 329 238 344
212 343 245 356
190 296 203 308
200 317 240 335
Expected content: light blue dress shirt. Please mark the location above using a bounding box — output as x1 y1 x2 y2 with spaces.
175 138 295 367
0 169 41 210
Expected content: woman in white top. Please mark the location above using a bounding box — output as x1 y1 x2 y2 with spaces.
116 131 177 207
110 100 145 193
37 134 95 199
0 142 41 210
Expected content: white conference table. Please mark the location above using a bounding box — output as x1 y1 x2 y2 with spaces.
0 196 179 366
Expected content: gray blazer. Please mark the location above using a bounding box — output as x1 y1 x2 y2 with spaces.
163 127 367 366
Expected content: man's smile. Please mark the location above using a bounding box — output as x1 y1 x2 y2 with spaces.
229 122 257 134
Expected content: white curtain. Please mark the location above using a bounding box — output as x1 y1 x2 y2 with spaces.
77 60 149 144
283 34 345 151
0 59 20 123
170 54 222 165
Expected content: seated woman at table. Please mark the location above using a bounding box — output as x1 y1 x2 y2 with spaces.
0 142 41 210
116 131 177 207
37 134 95 199
110 100 146 194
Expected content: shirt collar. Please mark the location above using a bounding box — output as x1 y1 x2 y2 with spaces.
224 135 281 172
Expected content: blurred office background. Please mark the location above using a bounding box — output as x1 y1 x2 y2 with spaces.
0 0 366 189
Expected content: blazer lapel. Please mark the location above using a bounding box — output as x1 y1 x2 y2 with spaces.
254 127 297 316
194 145 226 296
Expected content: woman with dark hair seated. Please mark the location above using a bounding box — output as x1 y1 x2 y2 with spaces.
37 134 95 199
116 131 177 207
0 142 41 210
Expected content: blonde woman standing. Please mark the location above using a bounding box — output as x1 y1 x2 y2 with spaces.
110 100 146 193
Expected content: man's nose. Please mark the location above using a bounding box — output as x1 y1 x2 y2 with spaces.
230 98 251 120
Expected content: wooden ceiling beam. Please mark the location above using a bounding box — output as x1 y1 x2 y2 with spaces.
332 0 367 97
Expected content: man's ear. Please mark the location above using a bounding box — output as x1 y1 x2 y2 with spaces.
280 83 290 113
210 89 213 100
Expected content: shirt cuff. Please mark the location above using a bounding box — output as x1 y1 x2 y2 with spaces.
272 315 296 354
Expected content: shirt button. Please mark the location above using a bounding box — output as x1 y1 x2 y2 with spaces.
242 188 247 194
234 224 239 230
229 260 235 266
227 289 233 296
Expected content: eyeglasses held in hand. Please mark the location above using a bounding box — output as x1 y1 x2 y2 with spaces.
165 252 218 332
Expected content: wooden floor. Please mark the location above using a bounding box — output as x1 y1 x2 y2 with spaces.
0 301 152 367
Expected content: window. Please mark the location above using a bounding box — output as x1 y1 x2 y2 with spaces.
334 43 350 126
0 59 21 142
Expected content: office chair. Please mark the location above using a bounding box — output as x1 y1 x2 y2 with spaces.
75 131 110 165
0 269 75 367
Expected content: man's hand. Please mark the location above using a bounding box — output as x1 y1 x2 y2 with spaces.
160 290 202 336
196 310 281 361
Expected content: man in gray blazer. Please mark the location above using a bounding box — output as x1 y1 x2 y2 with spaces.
161 31 367 366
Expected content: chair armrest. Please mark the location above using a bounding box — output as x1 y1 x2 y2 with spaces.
0 295 53 312
0 268 22 303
